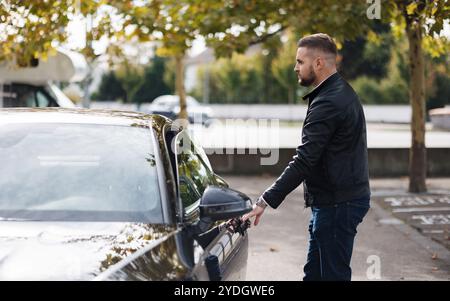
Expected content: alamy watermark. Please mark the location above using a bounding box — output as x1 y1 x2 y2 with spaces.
366 255 381 280
367 0 381 20
170 117 281 166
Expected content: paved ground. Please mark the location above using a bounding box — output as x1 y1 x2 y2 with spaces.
222 176 450 281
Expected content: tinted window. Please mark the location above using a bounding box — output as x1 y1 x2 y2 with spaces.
36 90 51 107
2 84 34 107
176 132 215 211
1 84 57 108
0 123 162 222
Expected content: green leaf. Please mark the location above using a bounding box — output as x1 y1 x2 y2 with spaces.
406 2 418 15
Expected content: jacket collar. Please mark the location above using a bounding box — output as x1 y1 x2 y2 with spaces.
302 72 340 101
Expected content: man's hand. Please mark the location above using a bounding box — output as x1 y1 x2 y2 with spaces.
242 204 265 226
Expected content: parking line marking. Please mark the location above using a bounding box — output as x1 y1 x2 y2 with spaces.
392 207 450 213
422 230 445 234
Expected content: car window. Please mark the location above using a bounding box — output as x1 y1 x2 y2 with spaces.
179 177 201 214
193 138 213 171
175 131 215 211
1 84 36 107
1 84 59 108
36 90 50 107
0 123 163 223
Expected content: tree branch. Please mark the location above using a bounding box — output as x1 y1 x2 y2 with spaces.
249 25 288 46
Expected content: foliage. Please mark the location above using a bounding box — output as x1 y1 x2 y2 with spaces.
91 71 126 101
271 33 299 104
92 56 174 103
192 53 263 104
132 56 174 104
339 31 393 80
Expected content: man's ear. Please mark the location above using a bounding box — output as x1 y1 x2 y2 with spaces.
315 56 324 70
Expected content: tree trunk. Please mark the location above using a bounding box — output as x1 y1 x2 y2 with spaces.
406 18 427 193
175 55 188 125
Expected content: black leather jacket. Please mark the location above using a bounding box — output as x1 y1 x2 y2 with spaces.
263 72 370 208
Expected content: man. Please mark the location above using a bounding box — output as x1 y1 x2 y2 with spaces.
243 33 371 281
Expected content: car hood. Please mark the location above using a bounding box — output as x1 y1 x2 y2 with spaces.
0 221 177 280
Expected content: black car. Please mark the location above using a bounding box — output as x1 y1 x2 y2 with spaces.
0 108 251 280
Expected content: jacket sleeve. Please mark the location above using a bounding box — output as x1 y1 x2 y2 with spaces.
262 98 343 209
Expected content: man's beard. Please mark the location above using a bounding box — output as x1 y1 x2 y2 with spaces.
298 67 316 87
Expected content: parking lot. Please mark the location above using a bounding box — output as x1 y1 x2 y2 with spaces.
376 194 450 250
223 175 450 281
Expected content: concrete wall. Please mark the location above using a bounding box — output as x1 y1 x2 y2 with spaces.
206 148 450 177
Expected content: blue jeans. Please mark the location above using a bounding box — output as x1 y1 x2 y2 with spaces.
303 196 370 281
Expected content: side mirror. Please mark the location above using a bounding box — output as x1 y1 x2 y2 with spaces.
199 186 252 221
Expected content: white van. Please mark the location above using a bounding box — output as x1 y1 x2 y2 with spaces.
0 49 88 108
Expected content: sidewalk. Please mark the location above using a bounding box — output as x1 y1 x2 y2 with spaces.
189 122 450 149
223 176 450 281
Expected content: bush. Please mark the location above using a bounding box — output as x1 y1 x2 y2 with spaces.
351 75 408 104
351 77 383 104
92 71 126 101
193 53 264 104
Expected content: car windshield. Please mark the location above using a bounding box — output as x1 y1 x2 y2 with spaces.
0 122 163 223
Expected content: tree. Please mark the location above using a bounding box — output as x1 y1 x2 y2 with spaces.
114 0 208 123
92 71 126 101
2 0 449 191
197 0 449 192
386 0 449 192
0 0 98 65
93 55 174 103
339 22 393 80
0 0 156 109
114 61 145 103
271 33 301 104
0 1 141 64
132 56 174 104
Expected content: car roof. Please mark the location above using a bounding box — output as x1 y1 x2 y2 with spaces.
0 107 173 130
153 95 198 104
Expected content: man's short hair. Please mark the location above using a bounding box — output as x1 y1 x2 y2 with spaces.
297 33 337 56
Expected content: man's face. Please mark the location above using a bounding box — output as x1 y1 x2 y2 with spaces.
294 47 316 87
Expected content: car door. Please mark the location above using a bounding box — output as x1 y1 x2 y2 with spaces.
173 130 249 280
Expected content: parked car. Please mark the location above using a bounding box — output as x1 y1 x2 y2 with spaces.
429 107 450 130
0 108 251 280
147 95 214 126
